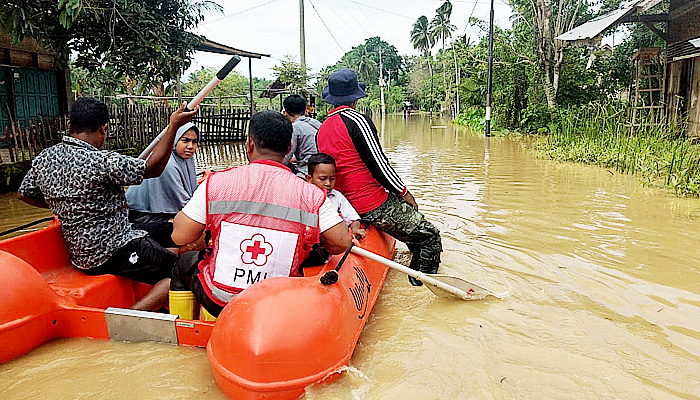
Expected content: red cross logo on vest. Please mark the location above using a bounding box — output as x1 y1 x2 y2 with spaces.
239 233 274 266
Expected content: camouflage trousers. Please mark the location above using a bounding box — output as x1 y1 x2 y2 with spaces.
360 192 442 275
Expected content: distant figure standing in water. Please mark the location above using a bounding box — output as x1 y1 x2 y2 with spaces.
316 68 443 286
127 122 199 224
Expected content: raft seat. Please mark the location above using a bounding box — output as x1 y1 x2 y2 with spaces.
0 219 142 309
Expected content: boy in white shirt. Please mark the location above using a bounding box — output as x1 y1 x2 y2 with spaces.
306 153 366 239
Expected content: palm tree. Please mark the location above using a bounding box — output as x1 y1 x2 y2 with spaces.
356 47 378 84
430 2 457 113
438 0 452 17
411 15 435 115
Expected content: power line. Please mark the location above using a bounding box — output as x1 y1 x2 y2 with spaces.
352 1 380 35
204 0 280 25
308 0 345 53
344 0 413 20
317 0 364 40
338 0 372 37
449 0 512 7
463 0 479 36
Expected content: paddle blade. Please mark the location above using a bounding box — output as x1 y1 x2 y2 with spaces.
424 274 493 300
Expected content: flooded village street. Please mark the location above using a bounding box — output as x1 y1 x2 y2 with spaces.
2 115 700 399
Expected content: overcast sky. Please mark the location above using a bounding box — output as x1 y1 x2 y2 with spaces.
185 0 514 81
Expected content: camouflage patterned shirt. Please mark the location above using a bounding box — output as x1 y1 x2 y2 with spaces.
18 136 148 269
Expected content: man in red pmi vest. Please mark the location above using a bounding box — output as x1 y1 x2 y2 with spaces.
317 68 443 287
170 111 351 317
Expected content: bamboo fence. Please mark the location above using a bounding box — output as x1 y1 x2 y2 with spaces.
0 116 68 164
0 103 251 165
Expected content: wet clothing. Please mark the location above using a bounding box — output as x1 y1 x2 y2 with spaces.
360 193 442 275
126 122 198 218
316 106 406 214
18 136 148 269
317 106 442 280
283 116 321 178
172 159 341 311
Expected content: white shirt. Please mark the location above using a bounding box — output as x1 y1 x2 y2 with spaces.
182 180 342 232
327 189 361 226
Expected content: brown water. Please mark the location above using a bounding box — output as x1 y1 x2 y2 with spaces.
0 192 52 237
2 115 700 399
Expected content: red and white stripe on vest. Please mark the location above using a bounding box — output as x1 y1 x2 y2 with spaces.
200 160 326 304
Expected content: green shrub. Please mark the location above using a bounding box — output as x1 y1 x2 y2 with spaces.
533 101 700 197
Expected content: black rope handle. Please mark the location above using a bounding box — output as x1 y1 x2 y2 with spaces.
0 216 55 238
320 242 354 286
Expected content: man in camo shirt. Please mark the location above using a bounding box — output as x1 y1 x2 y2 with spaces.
18 97 196 310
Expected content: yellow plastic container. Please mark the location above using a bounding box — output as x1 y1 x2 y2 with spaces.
200 305 217 322
169 290 199 320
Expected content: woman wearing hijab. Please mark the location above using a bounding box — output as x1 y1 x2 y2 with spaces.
127 122 199 224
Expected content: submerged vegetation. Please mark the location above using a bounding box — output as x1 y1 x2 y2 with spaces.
533 102 700 197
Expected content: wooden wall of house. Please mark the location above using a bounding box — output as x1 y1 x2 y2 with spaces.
668 56 700 137
667 61 684 126
0 31 70 129
689 58 700 137
0 34 57 69
669 0 700 43
666 1 700 137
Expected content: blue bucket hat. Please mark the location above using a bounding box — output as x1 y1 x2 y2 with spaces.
322 68 367 105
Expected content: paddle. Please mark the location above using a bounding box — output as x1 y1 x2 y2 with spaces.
138 55 242 159
351 246 505 300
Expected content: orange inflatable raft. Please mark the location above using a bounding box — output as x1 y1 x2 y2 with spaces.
0 217 395 399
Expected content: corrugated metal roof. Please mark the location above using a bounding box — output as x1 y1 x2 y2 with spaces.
556 6 636 43
556 0 663 44
259 78 320 99
259 78 287 98
195 38 270 59
669 38 700 60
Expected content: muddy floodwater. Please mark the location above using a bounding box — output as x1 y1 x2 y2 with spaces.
2 115 700 399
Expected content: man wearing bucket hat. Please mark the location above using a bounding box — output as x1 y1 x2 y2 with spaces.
316 68 443 286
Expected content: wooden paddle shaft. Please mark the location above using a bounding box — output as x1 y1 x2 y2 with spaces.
138 55 241 160
351 246 471 298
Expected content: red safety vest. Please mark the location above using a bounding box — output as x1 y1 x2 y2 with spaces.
199 159 326 305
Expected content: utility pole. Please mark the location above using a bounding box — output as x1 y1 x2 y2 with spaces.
485 0 495 137
299 0 306 81
454 49 460 117
176 69 183 104
379 49 386 116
